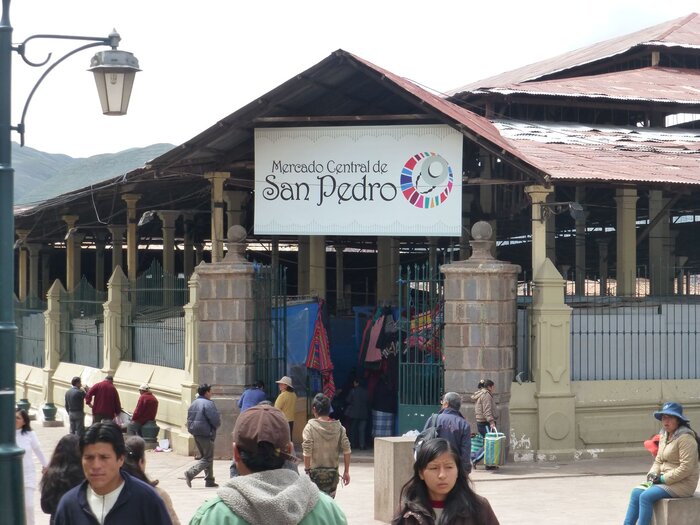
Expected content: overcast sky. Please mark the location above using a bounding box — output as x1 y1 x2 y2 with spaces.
7 0 699 158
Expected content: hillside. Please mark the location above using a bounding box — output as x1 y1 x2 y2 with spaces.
12 142 174 206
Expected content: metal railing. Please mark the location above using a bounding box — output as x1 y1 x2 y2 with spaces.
60 277 106 368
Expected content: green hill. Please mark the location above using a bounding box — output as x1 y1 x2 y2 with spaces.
12 142 174 206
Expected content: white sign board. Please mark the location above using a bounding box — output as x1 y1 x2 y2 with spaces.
254 125 463 236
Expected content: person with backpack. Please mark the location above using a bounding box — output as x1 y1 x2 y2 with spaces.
418 392 472 475
623 402 700 525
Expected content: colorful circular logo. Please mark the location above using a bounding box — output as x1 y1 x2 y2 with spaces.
400 152 454 208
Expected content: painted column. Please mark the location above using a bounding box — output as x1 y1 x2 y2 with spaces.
597 239 609 296
614 188 638 296
335 244 345 313
574 187 586 296
531 257 575 460
545 195 557 266
122 194 141 281
94 233 106 292
309 235 326 299
26 243 41 300
195 243 204 266
15 229 30 300
42 280 66 425
441 222 520 457
377 237 392 304
460 194 474 261
224 190 247 231
649 190 671 296
297 236 310 295
177 271 200 455
158 211 179 277
62 215 79 291
108 225 125 273
525 186 554 281
103 267 129 373
271 236 280 274
206 172 229 263
183 214 194 280
41 248 51 297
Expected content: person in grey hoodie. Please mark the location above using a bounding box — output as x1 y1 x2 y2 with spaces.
302 393 352 498
189 404 347 525
185 384 221 488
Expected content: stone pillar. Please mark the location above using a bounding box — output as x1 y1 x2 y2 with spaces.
103 267 129 372
42 280 65 426
26 243 41 300
531 257 575 460
545 196 557 266
297 236 310 295
309 236 326 299
441 222 520 453
108 225 125 273
195 243 204 266
615 188 638 296
335 245 345 313
525 186 554 280
189 226 255 458
122 194 141 281
676 255 688 295
62 216 80 291
183 214 195 280
206 172 229 263
574 187 586 296
649 190 671 296
597 239 609 296
94 233 106 292
158 211 179 276
16 229 30 300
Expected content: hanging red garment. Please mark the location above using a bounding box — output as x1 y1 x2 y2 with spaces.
306 300 336 399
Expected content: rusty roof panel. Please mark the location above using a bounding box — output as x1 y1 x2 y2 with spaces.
493 120 700 185
469 67 700 106
451 13 700 93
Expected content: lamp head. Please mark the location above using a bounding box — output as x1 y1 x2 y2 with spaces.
89 39 140 116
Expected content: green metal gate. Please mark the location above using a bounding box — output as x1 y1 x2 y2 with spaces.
397 263 444 434
60 277 106 368
253 264 287 395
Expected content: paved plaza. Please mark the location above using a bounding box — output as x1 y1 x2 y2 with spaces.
26 421 653 524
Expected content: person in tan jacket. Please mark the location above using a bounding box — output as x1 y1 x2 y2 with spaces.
623 402 700 525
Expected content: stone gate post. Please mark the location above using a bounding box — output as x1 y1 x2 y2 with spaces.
441 222 520 451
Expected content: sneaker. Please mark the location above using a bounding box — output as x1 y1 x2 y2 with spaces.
184 471 193 488
205 482 219 488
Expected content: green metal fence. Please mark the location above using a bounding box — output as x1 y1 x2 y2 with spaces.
60 277 106 368
253 264 287 397
125 260 187 369
397 262 444 434
14 296 46 367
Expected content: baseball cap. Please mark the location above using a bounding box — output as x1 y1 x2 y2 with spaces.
139 383 150 391
233 405 296 461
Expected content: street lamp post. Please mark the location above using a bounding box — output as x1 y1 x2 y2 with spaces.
0 1 139 522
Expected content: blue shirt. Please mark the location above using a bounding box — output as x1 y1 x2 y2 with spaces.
238 387 267 412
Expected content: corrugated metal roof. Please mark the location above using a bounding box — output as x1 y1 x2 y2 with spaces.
451 13 700 93
493 120 700 185
467 67 700 106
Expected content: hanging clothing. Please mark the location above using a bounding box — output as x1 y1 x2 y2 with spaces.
306 300 336 399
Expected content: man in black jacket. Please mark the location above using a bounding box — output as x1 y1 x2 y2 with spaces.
54 420 172 525
65 376 86 435
423 392 472 474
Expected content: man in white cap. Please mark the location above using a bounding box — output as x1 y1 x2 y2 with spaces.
189 405 347 525
127 383 159 436
274 375 297 436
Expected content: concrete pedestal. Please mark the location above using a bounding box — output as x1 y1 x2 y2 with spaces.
374 437 414 523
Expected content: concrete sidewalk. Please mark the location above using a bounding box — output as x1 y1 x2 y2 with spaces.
27 421 651 524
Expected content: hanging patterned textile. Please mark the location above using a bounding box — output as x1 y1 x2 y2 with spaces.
306 300 336 398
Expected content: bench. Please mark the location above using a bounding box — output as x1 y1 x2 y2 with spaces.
652 493 700 525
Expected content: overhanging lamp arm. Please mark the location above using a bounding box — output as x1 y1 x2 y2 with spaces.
15 40 106 145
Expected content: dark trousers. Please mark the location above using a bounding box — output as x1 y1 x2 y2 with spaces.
187 435 215 483
68 411 85 435
350 418 367 449
127 421 143 436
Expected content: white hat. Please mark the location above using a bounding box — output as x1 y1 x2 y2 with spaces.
139 383 150 391
275 376 293 388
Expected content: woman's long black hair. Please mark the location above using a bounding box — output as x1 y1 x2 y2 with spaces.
122 435 158 486
393 438 485 525
16 408 31 434
39 434 85 521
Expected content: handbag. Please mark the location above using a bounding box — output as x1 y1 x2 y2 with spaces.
484 427 506 466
